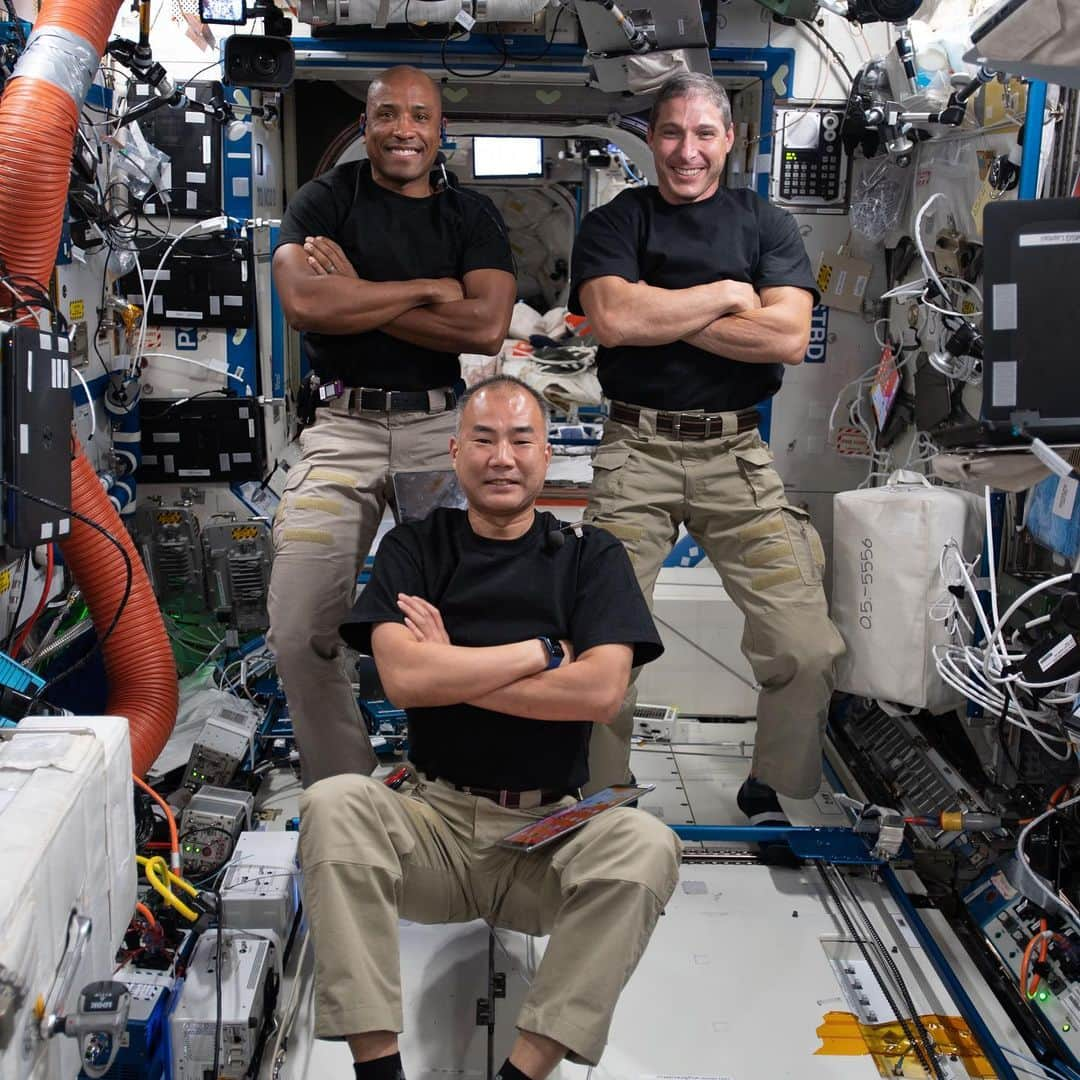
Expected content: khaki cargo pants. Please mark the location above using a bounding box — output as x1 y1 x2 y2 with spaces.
267 401 456 787
584 409 846 800
299 772 681 1066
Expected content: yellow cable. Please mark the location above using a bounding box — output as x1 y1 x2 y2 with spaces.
136 855 199 922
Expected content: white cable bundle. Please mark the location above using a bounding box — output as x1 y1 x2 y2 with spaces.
932 489 1078 762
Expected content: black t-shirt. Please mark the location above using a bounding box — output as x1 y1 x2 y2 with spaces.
569 185 820 412
275 161 514 390
340 508 664 791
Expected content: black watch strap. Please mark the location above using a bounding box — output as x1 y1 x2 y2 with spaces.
537 636 564 670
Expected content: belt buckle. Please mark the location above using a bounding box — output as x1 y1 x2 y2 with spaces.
669 412 681 439
703 415 712 440
498 789 510 808
384 390 395 411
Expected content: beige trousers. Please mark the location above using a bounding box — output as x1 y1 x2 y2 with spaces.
267 403 457 787
583 412 846 800
299 773 682 1066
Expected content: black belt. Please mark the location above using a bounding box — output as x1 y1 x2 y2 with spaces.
323 381 463 414
609 401 760 440
453 783 573 809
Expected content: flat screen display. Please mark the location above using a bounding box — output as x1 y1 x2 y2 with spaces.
200 0 245 25
472 136 543 178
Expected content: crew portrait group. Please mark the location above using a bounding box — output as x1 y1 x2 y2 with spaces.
269 63 843 1080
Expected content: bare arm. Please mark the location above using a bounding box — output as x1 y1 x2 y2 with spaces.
382 268 516 356
682 285 814 366
468 643 633 725
371 619 550 709
578 275 759 348
301 236 514 355
395 595 631 724
272 243 461 334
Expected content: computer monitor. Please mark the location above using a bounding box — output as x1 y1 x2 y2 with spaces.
472 137 544 179
982 197 1080 442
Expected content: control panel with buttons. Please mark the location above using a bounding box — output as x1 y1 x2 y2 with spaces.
769 102 850 213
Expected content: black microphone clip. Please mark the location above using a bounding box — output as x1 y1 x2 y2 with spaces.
544 518 584 554
431 150 450 193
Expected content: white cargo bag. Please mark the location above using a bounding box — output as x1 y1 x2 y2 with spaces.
832 471 985 712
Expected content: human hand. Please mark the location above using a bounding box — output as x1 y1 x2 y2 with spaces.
719 280 761 314
427 277 465 305
397 594 451 644
304 236 358 279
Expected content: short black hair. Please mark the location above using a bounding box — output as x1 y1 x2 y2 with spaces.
649 72 732 131
457 375 548 432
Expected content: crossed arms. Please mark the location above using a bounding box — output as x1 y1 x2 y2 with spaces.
273 236 515 357
370 595 633 725
579 276 813 367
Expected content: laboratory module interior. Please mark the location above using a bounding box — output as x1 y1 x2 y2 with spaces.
3 0 1080 1077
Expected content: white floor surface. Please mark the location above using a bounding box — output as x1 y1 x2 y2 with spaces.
255 722 1025 1080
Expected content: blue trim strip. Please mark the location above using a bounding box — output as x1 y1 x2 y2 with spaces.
879 864 1019 1080
671 824 887 864
1019 81 1047 201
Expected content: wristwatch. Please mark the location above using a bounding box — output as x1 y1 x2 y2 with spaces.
537 636 565 670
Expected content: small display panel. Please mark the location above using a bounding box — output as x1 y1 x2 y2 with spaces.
472 136 544 179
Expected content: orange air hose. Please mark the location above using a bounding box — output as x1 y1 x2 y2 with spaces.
65 445 178 774
0 0 178 773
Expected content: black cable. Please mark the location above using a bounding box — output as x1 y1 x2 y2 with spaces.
177 59 223 98
832 863 947 1080
998 694 1020 776
515 4 568 63
157 388 237 417
93 245 115 377
818 863 943 1079
0 481 134 705
0 267 66 331
440 24 509 79
799 18 856 88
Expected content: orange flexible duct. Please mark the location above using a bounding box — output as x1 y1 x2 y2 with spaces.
67 444 177 775
0 0 179 773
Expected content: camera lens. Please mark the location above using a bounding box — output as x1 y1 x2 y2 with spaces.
253 52 279 78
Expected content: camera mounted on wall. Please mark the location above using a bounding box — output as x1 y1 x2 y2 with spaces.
200 0 295 90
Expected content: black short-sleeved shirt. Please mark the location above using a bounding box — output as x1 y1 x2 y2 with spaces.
275 161 514 390
569 185 820 412
340 508 663 791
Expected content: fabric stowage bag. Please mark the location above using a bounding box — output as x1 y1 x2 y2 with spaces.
831 471 985 712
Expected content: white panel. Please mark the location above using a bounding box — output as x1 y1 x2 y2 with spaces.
637 581 758 718
0 717 135 1080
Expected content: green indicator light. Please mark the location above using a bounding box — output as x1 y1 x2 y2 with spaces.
1064 1023 1072 1032
1038 991 1049 1002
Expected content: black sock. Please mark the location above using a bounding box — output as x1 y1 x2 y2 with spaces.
354 1052 404 1080
495 1061 532 1080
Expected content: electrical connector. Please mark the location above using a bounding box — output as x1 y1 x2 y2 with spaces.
196 215 229 235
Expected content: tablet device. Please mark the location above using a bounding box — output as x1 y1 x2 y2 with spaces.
496 784 655 853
